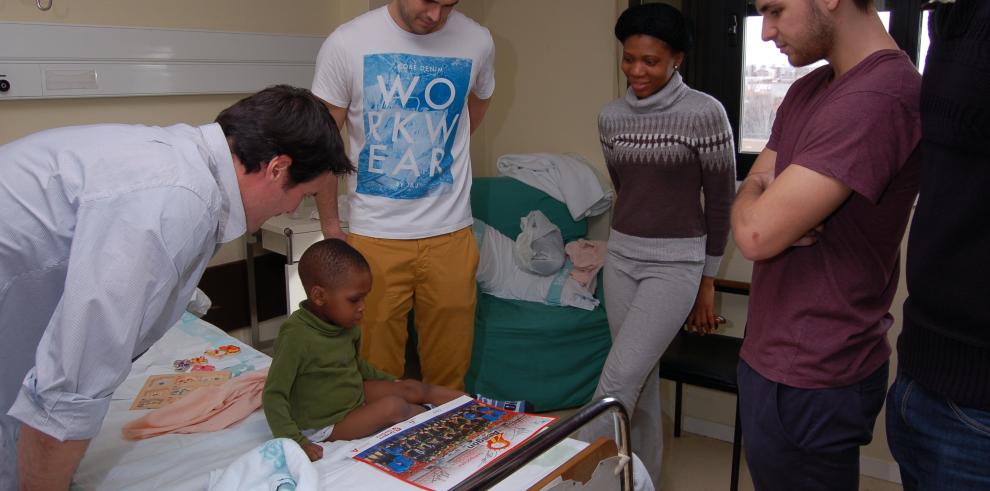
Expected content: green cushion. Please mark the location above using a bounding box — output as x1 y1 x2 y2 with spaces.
466 293 611 411
467 176 609 411
471 176 587 243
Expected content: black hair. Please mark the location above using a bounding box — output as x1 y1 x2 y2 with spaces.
853 0 873 11
215 85 354 186
615 3 693 55
298 238 370 293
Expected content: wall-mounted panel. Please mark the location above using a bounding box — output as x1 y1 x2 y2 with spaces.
0 22 324 100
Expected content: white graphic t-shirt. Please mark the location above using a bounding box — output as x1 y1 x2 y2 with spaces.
312 7 495 239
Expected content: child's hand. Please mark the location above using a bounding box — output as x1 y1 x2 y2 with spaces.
303 442 324 462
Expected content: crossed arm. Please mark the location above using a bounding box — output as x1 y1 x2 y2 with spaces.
731 147 852 261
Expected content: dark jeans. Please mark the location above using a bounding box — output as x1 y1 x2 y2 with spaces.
737 360 888 491
886 370 990 491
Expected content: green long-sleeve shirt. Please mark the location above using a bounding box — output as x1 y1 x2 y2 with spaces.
262 303 395 446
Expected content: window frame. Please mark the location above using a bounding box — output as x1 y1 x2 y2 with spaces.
629 0 924 179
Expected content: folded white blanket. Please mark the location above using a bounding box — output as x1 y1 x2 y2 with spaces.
496 153 612 221
209 438 318 491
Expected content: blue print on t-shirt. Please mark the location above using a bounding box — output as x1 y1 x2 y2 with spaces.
358 53 472 199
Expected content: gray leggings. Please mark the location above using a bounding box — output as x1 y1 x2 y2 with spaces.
581 232 703 488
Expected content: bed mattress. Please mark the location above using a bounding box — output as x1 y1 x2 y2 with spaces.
72 313 588 491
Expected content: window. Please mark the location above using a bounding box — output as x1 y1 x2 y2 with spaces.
918 9 931 73
637 0 928 178
739 12 891 153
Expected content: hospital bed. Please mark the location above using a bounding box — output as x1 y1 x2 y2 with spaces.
73 312 637 491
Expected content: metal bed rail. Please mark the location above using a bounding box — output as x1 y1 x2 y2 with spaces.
451 396 632 491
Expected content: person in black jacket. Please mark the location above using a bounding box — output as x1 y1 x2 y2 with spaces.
886 1 990 489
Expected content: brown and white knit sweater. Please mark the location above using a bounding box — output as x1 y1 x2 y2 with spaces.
599 72 736 276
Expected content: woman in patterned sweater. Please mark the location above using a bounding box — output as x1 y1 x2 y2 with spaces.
581 3 736 487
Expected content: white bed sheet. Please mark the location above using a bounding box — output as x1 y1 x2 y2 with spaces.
72 313 589 491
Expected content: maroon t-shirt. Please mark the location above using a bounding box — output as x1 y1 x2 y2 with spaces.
740 50 921 389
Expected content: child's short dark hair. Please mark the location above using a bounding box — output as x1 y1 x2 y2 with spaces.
298 239 370 293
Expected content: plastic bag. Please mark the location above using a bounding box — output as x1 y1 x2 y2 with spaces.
513 210 565 276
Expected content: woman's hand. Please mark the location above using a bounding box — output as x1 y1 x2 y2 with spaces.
686 276 718 335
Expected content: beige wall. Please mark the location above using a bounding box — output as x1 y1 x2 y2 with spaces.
464 0 619 176
462 0 623 239
0 0 354 265
0 0 339 32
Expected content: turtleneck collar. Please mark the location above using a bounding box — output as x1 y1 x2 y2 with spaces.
624 71 687 113
295 301 348 337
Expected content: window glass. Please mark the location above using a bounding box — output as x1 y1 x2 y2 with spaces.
739 12 891 153
918 9 931 73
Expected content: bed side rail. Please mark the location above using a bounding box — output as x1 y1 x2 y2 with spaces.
451 396 632 491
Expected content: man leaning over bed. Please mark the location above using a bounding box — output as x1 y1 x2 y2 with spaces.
0 85 352 490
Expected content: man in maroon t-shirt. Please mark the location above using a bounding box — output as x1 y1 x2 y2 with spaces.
731 0 920 489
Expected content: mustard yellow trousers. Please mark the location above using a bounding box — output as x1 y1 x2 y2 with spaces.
347 227 478 390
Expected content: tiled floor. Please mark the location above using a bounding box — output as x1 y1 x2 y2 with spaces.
659 426 902 491
544 408 903 491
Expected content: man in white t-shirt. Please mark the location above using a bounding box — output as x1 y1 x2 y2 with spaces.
311 0 495 390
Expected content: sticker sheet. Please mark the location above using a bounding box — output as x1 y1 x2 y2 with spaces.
129 371 231 410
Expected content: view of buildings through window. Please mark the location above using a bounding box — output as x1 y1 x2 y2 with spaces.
738 12 928 154
918 10 931 74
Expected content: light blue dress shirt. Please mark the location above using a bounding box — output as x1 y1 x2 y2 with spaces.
0 122 245 486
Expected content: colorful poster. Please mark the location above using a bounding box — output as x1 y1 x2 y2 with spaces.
351 396 556 491
357 53 472 199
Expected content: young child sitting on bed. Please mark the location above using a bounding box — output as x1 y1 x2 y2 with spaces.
262 238 464 461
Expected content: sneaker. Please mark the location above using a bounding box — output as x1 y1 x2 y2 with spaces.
475 394 532 413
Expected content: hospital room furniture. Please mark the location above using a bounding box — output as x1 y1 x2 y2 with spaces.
74 311 638 490
658 279 749 491
251 177 612 412
455 396 632 491
466 176 612 412
244 199 347 348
